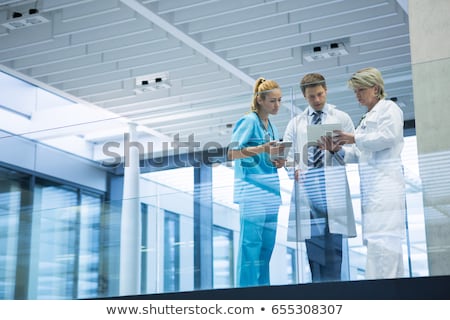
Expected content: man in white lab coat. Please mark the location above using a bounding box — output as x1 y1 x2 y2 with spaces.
284 73 356 282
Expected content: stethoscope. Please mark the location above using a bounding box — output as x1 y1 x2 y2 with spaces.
254 111 275 141
357 112 368 130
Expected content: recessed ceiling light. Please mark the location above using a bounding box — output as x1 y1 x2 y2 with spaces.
2 12 49 30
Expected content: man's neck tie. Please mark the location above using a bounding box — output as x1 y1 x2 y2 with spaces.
308 111 324 168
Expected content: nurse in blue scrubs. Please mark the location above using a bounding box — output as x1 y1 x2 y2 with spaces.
228 77 285 287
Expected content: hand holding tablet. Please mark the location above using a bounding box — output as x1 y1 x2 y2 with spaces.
307 123 342 143
269 141 292 161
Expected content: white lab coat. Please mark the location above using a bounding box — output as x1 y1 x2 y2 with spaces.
284 104 357 241
343 99 406 242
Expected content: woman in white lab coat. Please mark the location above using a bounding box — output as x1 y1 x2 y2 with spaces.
335 67 406 279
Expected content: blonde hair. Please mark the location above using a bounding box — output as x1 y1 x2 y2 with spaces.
348 67 387 99
251 77 281 112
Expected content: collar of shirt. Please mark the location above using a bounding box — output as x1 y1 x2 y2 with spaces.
307 104 329 122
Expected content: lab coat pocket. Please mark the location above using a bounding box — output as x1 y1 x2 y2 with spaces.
363 119 377 131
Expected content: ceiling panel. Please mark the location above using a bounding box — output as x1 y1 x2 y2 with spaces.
0 0 414 159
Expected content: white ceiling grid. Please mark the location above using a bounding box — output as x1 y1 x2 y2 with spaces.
0 0 413 159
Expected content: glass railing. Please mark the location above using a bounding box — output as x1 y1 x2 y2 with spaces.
0 72 447 300
0 142 433 299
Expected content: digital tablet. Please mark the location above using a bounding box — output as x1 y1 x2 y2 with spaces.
307 123 341 142
270 141 292 161
275 141 293 148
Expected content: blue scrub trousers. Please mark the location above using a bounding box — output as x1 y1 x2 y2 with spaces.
237 198 279 287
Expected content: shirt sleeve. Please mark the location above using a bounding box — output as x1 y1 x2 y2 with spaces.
229 115 256 150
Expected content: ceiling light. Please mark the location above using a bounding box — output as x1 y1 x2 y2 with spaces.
303 42 349 62
134 72 171 94
2 10 49 30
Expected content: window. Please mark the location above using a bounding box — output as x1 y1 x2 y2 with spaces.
213 226 234 288
164 210 180 292
77 192 102 298
141 203 149 294
0 166 104 299
286 247 297 284
33 181 78 299
0 168 28 299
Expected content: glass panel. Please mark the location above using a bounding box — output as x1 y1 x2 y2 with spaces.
286 247 297 284
401 136 428 277
77 192 102 298
164 210 180 292
140 203 156 294
33 181 78 299
344 136 428 279
140 167 195 294
0 68 445 299
283 81 429 283
140 203 149 294
0 168 27 299
213 226 234 289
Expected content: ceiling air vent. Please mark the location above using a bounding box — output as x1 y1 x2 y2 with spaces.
2 9 49 30
134 72 171 94
303 41 349 62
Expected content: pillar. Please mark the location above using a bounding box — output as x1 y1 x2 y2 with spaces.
119 123 142 294
409 0 450 275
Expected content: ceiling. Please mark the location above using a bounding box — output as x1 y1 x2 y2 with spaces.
0 0 414 162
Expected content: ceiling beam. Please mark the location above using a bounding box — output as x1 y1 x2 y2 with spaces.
120 0 255 86
396 0 408 14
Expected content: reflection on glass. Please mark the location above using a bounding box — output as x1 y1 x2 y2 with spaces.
77 193 101 298
0 168 24 299
213 226 234 288
164 210 180 292
33 182 78 299
0 68 440 298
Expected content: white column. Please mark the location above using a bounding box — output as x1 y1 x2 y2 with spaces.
409 0 450 275
119 123 141 295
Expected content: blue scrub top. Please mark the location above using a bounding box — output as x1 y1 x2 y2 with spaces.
229 112 281 204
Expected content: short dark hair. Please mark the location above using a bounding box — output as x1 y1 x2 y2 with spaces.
300 73 326 95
